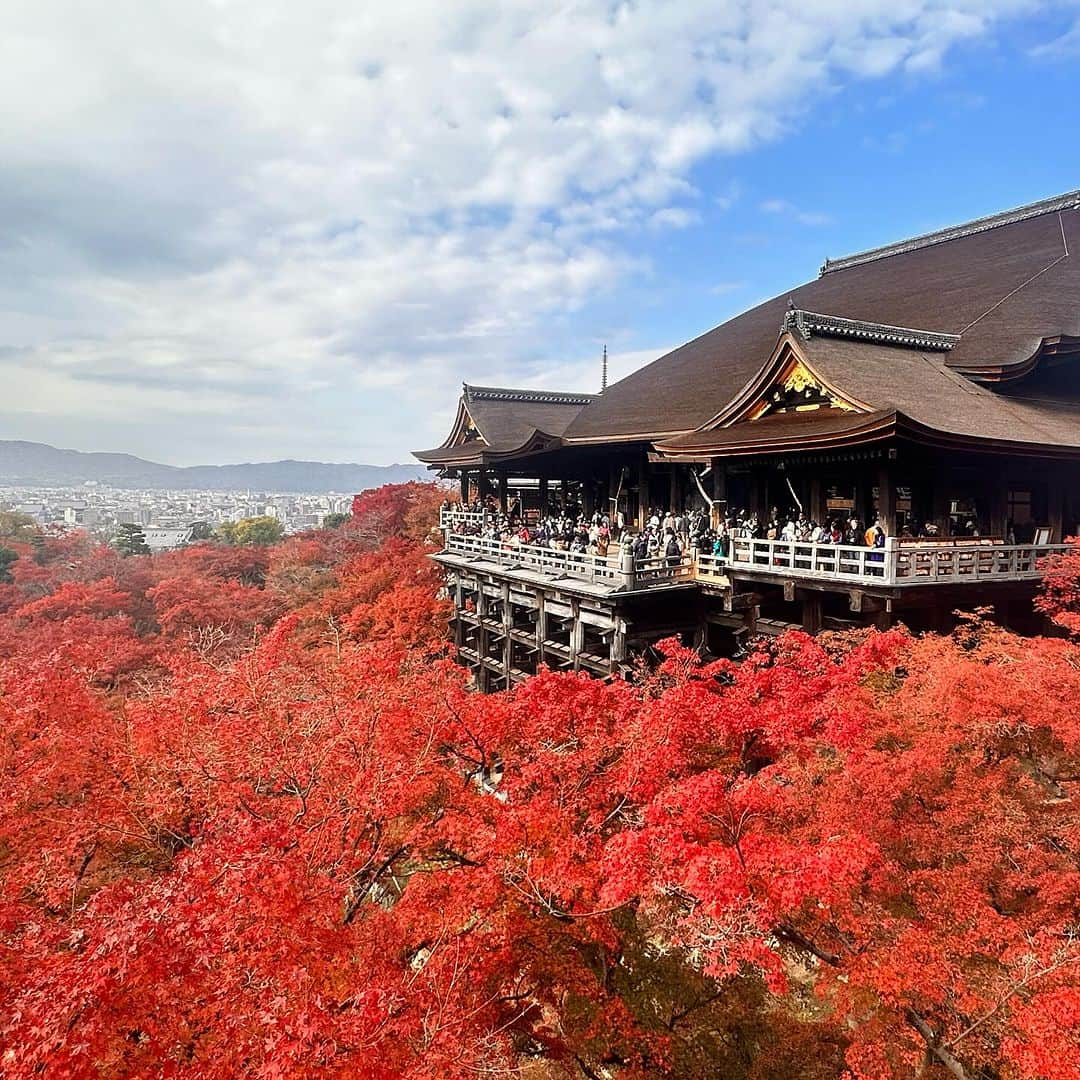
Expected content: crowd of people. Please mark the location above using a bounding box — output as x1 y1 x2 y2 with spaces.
442 498 913 564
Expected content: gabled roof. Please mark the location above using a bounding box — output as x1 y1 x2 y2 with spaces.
654 328 1080 460
413 383 596 467
564 190 1080 442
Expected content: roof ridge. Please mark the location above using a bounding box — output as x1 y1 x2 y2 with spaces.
820 189 1080 276
464 383 597 405
783 306 960 351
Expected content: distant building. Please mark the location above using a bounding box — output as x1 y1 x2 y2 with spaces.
144 527 193 552
16 503 47 522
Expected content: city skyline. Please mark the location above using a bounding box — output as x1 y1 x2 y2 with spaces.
4 2 1080 465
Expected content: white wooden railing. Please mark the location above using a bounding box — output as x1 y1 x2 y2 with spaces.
726 536 1072 587
440 507 490 529
442 528 1071 590
440 532 693 588
890 539 1072 584
728 537 891 582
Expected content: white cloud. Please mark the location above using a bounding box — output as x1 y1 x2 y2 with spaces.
1028 19 1080 56
0 0 1052 463
760 198 834 226
648 207 701 230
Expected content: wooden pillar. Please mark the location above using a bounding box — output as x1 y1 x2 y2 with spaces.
535 591 547 667
638 456 650 530
808 474 824 524
669 466 679 514
538 476 549 516
475 587 488 690
711 460 727 530
750 466 768 522
570 598 583 672
1048 469 1065 542
989 479 1009 539
458 471 469 502
876 459 896 535
611 615 627 667
501 582 512 681
477 468 490 506
800 591 823 634
453 579 465 649
931 468 951 537
560 479 570 512
583 480 594 517
497 471 509 514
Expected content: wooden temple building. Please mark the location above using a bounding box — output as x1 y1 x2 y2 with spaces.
414 190 1080 690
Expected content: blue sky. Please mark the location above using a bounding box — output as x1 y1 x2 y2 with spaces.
2 1 1079 465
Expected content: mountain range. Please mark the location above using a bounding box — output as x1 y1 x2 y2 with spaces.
0 441 426 493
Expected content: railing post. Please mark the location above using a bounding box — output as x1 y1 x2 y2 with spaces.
883 536 897 586
620 548 636 590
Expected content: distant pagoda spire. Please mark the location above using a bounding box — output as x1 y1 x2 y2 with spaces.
601 344 608 392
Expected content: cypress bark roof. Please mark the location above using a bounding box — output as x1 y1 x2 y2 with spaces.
655 334 1080 459
413 384 596 465
563 193 1080 442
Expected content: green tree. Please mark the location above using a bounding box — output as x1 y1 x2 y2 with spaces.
114 523 151 556
321 512 349 529
0 511 39 542
216 516 283 546
189 521 214 541
0 546 16 582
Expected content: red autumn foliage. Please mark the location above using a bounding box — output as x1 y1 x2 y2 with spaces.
1 482 1078 1079
351 481 448 543
1035 535 1080 635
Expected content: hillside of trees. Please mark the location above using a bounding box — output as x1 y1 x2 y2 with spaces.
1 483 1078 1079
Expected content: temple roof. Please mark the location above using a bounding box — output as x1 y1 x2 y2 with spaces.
655 332 1080 460
413 383 596 466
563 190 1080 443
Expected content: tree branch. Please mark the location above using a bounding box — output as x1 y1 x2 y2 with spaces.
905 1008 969 1080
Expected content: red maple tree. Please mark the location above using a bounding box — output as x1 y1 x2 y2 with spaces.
1 484 1078 1078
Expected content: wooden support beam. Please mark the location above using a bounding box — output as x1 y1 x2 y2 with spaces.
723 590 761 613
783 579 796 603
497 472 509 514
502 582 512 678
611 617 627 666
800 591 823 634
849 589 887 614
454 580 465 648
570 598 584 671
534 591 546 661
539 476 549 514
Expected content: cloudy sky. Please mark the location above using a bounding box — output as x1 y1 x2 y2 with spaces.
4 1 1080 465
